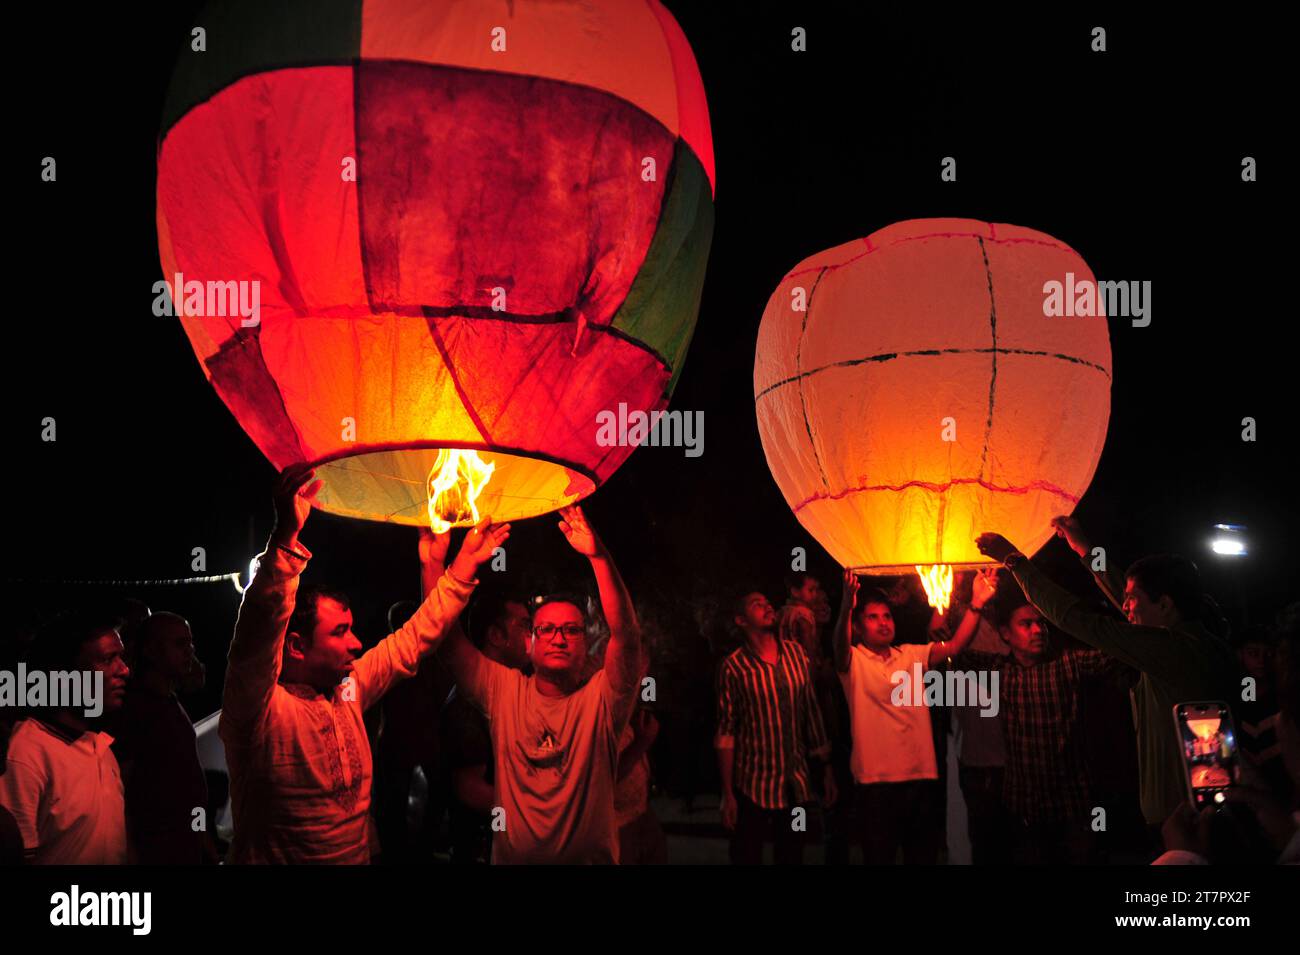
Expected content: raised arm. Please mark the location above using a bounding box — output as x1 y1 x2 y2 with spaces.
558 506 642 701
928 568 997 667
419 526 477 694
221 467 321 741
354 519 507 708
977 532 1195 683
417 527 451 598
833 569 858 674
1051 515 1125 612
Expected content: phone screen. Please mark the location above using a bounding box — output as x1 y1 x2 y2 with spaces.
1173 701 1237 809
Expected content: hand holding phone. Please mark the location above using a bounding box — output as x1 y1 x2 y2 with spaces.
1172 701 1238 810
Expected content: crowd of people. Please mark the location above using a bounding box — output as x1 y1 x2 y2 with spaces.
2 470 1297 866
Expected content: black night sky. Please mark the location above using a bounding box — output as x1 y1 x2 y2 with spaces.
7 4 1290 722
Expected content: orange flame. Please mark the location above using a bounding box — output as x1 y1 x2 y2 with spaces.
427 449 495 533
915 564 954 615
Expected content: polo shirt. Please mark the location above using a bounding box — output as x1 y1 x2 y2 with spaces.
0 717 128 864
840 642 938 785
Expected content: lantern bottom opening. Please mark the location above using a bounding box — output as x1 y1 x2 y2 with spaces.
308 445 596 526
848 561 997 575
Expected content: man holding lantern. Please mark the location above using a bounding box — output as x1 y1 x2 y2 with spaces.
833 571 983 863
437 505 644 864
220 467 507 863
976 521 1238 830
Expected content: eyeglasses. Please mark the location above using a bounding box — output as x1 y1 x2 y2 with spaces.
532 624 585 640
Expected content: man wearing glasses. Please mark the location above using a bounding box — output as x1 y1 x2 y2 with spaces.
439 505 643 863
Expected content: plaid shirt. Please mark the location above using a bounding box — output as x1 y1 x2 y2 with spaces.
716 640 830 809
963 647 1124 825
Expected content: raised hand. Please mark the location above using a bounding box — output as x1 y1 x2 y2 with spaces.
558 505 603 558
272 466 322 544
834 569 860 675
449 516 510 581
975 532 1018 565
841 568 860 610
1050 515 1091 558
971 567 999 609
417 526 452 568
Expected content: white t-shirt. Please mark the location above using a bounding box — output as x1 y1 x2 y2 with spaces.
840 643 938 785
0 718 127 864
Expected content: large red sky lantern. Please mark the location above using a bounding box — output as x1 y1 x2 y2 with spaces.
156 0 714 526
754 218 1111 610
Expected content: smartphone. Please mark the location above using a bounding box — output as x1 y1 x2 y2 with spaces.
1172 701 1238 809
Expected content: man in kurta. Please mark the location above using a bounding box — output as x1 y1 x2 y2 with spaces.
977 518 1238 829
220 466 508 863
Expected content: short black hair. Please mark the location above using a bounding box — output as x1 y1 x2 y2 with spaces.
1126 554 1203 619
992 589 1033 629
126 611 188 671
113 597 152 644
288 585 351 645
28 609 123 673
851 587 892 621
1232 624 1274 651
731 590 769 622
468 591 530 649
531 592 588 625
783 571 816 596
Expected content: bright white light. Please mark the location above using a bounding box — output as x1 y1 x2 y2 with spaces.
232 556 262 595
1209 523 1248 558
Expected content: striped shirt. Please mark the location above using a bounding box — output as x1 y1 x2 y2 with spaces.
716 639 830 809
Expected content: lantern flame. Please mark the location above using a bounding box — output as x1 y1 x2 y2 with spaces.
915 564 954 615
1187 717 1221 741
427 449 496 533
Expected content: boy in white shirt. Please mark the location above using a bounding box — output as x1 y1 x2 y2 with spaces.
832 571 981 863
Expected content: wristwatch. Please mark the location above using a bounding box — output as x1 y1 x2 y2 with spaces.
1003 552 1027 570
